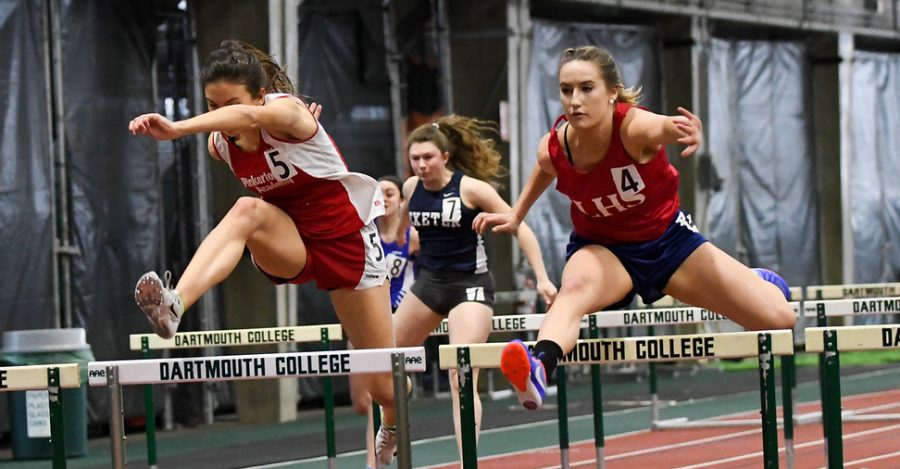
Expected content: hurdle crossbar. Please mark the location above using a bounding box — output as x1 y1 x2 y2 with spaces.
806 325 900 352
431 307 779 336
805 282 900 300
800 297 900 319
129 324 343 350
0 363 80 391
89 347 426 386
438 330 793 369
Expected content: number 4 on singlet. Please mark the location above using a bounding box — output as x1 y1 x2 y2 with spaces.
611 165 646 204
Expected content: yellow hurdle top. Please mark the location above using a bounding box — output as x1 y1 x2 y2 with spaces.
129 324 343 350
0 363 81 391
805 325 900 352
439 329 793 369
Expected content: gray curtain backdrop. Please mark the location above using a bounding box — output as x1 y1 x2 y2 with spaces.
0 0 53 433
0 0 55 432
0 0 159 426
525 20 661 282
0 1 54 333
62 0 159 422
706 39 820 287
850 51 900 283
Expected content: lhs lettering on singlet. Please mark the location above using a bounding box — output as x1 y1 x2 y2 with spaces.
410 196 462 228
573 164 646 218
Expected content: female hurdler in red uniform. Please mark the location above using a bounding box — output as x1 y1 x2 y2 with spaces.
474 46 795 410
128 40 402 460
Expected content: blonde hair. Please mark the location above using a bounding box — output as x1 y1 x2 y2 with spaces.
407 115 506 184
560 46 642 105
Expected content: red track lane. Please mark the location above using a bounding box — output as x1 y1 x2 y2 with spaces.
428 389 900 469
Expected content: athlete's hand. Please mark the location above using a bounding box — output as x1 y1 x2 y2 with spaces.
128 113 181 141
307 102 322 120
674 106 703 157
472 211 520 235
536 278 558 308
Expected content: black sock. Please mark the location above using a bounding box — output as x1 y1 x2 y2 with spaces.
533 340 563 377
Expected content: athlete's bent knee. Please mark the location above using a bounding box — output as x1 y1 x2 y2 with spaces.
227 197 266 229
351 394 372 416
559 273 592 297
367 374 395 407
770 303 796 330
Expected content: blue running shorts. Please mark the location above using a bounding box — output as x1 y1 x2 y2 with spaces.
566 210 707 309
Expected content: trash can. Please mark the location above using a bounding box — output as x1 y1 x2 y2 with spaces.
0 328 93 459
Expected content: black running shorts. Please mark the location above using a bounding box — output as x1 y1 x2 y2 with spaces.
410 267 495 316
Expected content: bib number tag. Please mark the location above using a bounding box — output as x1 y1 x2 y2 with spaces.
264 149 298 181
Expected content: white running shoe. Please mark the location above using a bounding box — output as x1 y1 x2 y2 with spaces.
374 423 397 465
134 271 183 339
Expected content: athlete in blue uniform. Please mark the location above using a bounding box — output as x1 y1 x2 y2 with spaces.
378 176 418 311
350 175 418 469
387 116 557 463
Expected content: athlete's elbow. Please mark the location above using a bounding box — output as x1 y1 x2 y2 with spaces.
238 106 264 129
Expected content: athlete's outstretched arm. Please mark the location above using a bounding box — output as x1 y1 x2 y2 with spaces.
465 176 558 306
621 106 703 158
512 221 557 306
472 133 557 235
129 97 316 142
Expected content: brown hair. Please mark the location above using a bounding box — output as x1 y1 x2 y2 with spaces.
201 40 295 97
378 175 404 199
407 115 506 184
559 46 641 105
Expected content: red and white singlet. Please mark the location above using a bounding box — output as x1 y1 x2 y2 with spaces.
210 94 384 240
548 103 680 244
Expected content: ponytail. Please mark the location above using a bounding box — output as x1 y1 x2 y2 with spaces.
407 115 506 185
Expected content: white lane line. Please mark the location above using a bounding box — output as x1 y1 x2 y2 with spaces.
832 449 900 468
536 429 761 469
673 423 900 469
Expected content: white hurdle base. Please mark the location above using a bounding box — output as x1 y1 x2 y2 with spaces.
654 417 786 429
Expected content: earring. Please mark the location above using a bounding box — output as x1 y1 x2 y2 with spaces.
609 99 615 104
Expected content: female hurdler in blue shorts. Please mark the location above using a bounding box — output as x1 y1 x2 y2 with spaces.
473 46 795 411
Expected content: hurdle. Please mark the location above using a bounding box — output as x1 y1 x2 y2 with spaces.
799 295 900 421
797 294 900 465
805 324 900 468
430 307 795 468
89 347 426 469
432 312 581 467
440 330 794 469
129 325 341 468
802 282 900 416
0 363 81 469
